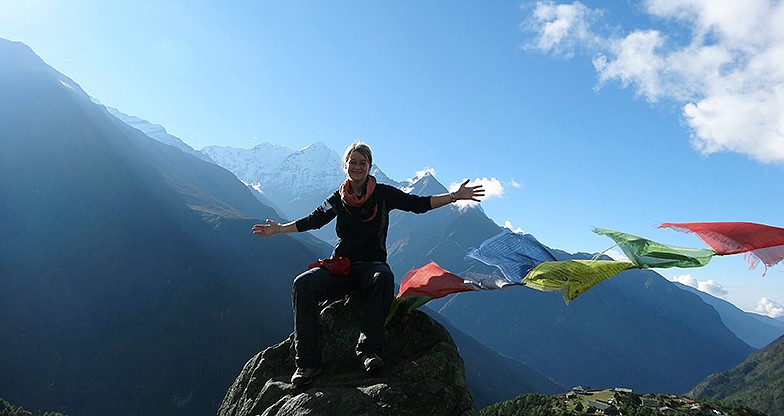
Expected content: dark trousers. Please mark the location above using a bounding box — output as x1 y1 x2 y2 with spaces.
292 262 394 369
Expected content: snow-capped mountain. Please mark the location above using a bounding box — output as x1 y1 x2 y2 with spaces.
202 142 294 184
202 141 397 222
101 104 214 163
263 141 346 208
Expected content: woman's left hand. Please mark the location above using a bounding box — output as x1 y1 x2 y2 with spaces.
454 179 485 202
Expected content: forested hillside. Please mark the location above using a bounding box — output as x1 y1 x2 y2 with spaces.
480 390 768 416
690 335 784 416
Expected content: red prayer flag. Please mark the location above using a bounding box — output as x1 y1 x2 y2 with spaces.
659 221 784 271
397 262 475 299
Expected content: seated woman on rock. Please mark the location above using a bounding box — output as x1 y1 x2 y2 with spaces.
252 142 484 386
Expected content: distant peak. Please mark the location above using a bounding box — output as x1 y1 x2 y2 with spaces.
300 141 331 152
251 142 292 151
410 167 437 182
399 168 447 195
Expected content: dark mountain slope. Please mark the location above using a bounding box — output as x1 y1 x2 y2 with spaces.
689 335 784 416
433 314 564 408
436 265 754 394
0 39 327 416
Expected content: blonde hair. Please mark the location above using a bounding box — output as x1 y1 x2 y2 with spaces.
343 142 373 168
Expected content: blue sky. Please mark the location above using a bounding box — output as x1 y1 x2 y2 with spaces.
3 0 783 315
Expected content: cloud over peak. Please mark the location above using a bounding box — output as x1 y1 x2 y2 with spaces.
671 273 728 299
755 296 784 318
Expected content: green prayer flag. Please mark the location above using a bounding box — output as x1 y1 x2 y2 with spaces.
524 260 637 304
593 227 716 268
386 296 434 325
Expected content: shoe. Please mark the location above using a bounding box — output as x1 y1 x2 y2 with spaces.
291 367 321 386
361 354 383 372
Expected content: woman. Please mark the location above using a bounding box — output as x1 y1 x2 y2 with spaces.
252 142 484 386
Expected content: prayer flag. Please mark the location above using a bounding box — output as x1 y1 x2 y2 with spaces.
659 221 784 271
524 260 637 304
397 261 475 300
391 262 477 316
593 227 716 269
466 229 557 282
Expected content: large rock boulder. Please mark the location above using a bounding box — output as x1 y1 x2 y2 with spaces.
218 296 478 416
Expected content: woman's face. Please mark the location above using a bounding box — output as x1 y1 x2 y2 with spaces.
346 151 370 183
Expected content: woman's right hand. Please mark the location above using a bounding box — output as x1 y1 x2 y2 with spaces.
252 219 280 237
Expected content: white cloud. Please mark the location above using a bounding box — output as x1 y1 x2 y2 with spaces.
504 220 525 233
592 30 669 101
671 274 728 298
509 179 524 189
527 1 602 56
527 0 784 164
473 177 505 199
604 249 630 262
755 296 784 318
414 167 437 179
449 177 505 209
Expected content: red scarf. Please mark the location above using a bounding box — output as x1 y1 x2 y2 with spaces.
339 175 378 222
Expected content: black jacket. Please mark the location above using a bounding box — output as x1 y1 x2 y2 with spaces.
295 183 432 262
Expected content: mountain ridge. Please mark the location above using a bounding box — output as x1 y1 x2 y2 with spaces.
675 282 784 349
0 37 326 415
102 103 215 163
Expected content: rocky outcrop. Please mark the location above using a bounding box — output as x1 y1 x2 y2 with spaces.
219 296 478 416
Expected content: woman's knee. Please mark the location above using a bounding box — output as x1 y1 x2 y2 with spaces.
293 267 348 302
292 268 323 297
